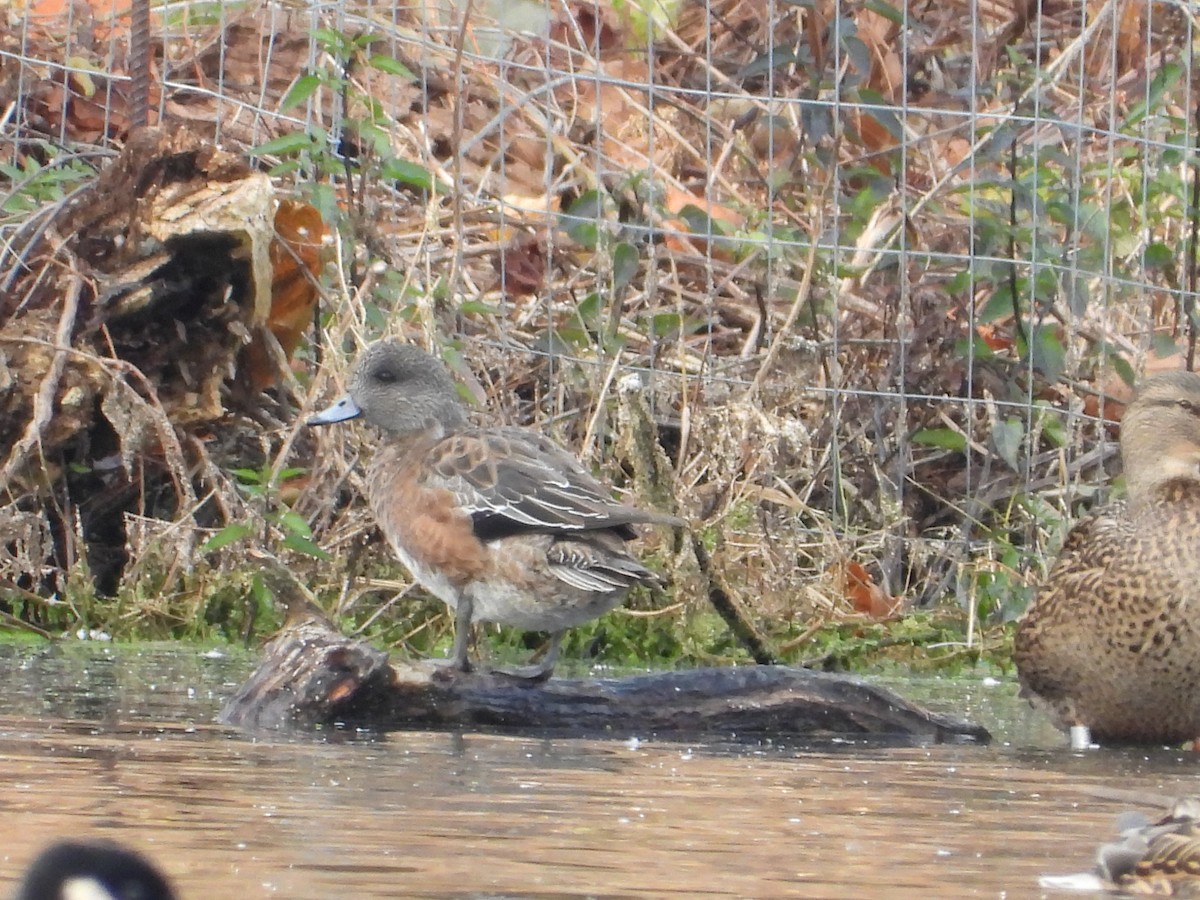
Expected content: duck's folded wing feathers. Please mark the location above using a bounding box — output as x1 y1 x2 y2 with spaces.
429 428 681 536
547 538 662 592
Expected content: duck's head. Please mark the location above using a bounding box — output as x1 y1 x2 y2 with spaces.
17 840 176 900
308 341 467 438
1120 370 1200 501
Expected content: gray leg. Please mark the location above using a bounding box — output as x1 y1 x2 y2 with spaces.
433 598 473 672
490 630 564 682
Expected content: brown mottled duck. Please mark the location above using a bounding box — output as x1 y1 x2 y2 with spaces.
1014 370 1200 748
1096 797 1200 896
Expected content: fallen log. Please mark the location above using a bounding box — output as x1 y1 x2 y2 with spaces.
220 599 990 744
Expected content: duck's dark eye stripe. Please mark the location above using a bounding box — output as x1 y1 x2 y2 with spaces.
375 369 398 384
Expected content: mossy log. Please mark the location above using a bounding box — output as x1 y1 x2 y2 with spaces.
220 604 991 744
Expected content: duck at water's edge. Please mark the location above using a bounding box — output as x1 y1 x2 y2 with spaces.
17 840 176 900
1014 371 1200 748
309 340 683 680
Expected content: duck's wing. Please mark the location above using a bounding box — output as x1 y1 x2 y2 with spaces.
1012 504 1135 699
1050 501 1131 578
427 427 682 539
1023 493 1199 629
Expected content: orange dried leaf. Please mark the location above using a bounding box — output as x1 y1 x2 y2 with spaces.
662 186 744 227
976 324 1012 352
242 199 330 391
841 561 904 620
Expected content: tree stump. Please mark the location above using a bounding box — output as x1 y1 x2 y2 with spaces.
220 604 990 743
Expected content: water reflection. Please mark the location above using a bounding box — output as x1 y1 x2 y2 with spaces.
0 644 1187 898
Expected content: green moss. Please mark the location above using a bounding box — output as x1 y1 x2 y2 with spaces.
781 612 1014 676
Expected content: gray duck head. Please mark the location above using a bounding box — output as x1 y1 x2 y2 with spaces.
308 341 468 438
1120 370 1200 502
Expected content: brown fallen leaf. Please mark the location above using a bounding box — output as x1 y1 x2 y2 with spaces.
241 199 330 392
493 230 549 298
838 561 904 620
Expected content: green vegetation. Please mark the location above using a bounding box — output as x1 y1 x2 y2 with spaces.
1 1 1193 678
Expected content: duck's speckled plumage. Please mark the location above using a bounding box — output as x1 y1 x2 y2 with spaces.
1014 370 1200 745
1097 798 1200 896
310 340 682 678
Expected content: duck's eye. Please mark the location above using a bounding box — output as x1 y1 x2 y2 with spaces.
1179 399 1200 414
375 368 398 385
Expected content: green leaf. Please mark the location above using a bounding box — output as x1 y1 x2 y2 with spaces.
368 53 415 79
979 284 1017 323
912 428 967 453
276 509 313 539
864 0 904 24
856 88 904 140
570 221 599 250
280 74 322 112
955 333 995 360
1111 356 1136 389
574 292 603 330
563 191 605 248
355 122 392 157
612 242 639 290
678 204 724 238
352 32 385 50
1038 407 1068 448
737 48 805 79
458 299 501 316
1025 325 1066 384
1126 61 1183 126
554 325 590 349
266 160 303 178
1144 242 1174 271
645 311 682 337
842 36 872 84
993 416 1024 472
249 132 319 157
312 27 350 55
381 158 435 192
1151 334 1182 359
281 533 332 560
201 524 254 554
251 573 273 609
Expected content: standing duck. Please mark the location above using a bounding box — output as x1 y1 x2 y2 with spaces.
1014 370 1200 747
309 340 682 679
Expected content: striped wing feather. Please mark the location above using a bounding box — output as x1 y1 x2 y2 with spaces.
429 427 677 539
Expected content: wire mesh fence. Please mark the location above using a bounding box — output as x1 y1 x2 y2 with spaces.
0 0 1193 660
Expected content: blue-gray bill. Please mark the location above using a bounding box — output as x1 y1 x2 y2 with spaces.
308 394 363 426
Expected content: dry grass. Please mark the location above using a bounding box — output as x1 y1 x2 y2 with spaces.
0 0 1196 662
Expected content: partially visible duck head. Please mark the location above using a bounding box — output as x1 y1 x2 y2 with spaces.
308 341 468 439
1120 371 1200 502
17 840 176 900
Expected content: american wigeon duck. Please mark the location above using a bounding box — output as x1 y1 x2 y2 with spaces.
309 340 682 679
1014 370 1200 747
17 840 176 900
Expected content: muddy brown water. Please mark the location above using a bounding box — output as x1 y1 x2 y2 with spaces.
0 643 1191 898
